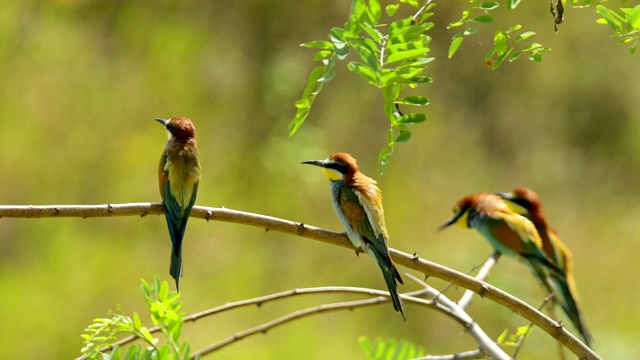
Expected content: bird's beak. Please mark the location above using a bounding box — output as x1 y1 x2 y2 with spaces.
438 207 468 231
155 118 169 126
301 160 328 168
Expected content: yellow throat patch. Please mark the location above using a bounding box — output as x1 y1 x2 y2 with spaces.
322 167 343 181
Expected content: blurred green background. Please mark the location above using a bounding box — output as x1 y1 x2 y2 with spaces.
0 0 638 358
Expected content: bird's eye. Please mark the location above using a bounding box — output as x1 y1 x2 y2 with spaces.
166 123 174 131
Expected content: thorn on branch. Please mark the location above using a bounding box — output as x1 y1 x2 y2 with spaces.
412 252 419 259
205 210 212 221
107 204 113 213
297 222 305 234
478 285 489 298
264 228 269 233
555 320 564 329
54 207 60 216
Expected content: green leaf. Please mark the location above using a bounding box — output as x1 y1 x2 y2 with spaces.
447 20 468 29
449 37 464 58
492 47 513 69
359 336 374 357
313 50 334 61
330 28 349 58
515 31 536 42
509 50 523 61
507 24 522 33
378 145 393 174
529 51 543 62
597 5 623 31
522 42 542 51
395 131 412 143
410 76 433 83
629 6 640 28
464 27 478 36
386 4 400 16
395 96 429 106
318 69 335 83
368 0 382 24
350 39 380 69
301 40 333 49
386 42 427 55
507 0 522 9
133 312 142 329
479 1 500 10
473 15 495 23
493 30 508 55
348 62 379 85
497 328 509 343
386 48 429 63
388 17 413 38
397 113 427 124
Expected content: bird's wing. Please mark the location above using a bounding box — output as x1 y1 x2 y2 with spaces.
162 178 187 245
339 185 378 242
489 211 565 276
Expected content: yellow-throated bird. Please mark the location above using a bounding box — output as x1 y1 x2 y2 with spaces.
156 117 202 292
497 187 592 347
302 153 406 321
439 192 563 276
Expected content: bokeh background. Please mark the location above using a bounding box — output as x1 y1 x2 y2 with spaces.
0 0 638 359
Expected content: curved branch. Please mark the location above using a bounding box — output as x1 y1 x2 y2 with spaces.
0 203 599 360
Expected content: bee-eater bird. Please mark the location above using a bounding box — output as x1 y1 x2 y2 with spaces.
439 192 564 277
302 153 406 322
156 117 202 292
497 187 592 347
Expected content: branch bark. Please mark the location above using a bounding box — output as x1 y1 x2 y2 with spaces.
0 203 600 360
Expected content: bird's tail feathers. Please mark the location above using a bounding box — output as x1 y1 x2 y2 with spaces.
366 246 406 322
550 275 592 347
170 247 183 292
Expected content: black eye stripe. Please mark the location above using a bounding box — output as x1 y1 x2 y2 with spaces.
326 162 348 174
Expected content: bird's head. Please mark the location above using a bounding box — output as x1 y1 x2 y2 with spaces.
438 196 473 230
155 117 197 141
496 187 547 225
301 152 358 182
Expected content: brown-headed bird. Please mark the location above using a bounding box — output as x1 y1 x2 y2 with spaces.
439 192 563 277
497 187 592 347
302 153 406 322
156 117 202 292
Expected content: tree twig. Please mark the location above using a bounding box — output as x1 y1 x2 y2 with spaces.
413 349 484 360
458 251 501 310
0 203 599 360
404 273 509 360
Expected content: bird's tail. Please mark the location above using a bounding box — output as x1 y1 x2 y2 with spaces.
170 248 183 292
367 246 406 322
550 275 592 347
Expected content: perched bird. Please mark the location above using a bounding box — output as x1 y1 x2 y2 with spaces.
156 117 202 292
302 153 406 321
439 192 564 277
497 187 592 347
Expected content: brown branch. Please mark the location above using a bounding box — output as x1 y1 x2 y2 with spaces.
0 203 600 360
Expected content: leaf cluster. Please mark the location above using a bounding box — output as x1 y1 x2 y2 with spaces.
290 0 434 172
447 0 550 68
359 336 425 360
596 4 640 54
80 277 198 360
